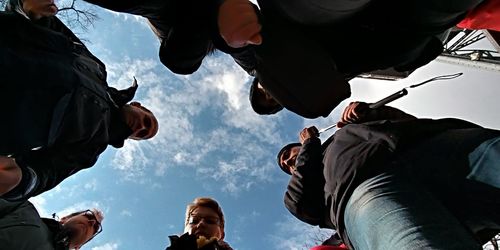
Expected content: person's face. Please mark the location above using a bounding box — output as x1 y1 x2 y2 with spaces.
22 0 58 20
61 210 102 249
280 146 301 174
256 83 280 108
122 102 159 140
184 207 223 240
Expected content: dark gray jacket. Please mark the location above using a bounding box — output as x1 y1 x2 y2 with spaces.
237 0 483 118
285 117 499 248
83 0 239 75
0 11 133 199
0 199 68 250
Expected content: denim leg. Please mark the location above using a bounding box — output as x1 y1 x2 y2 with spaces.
468 136 500 189
344 169 482 250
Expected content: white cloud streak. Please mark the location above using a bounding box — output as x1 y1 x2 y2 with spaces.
92 242 120 250
102 53 286 194
270 216 335 250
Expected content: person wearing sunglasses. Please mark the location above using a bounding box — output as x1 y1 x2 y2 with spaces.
166 197 233 250
0 0 159 201
278 102 500 250
0 198 103 250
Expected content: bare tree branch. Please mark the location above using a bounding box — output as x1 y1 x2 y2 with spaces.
0 0 99 32
56 0 99 31
0 0 7 10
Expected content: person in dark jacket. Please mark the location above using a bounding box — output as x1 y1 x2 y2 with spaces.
248 78 283 115
0 198 104 250
219 0 485 118
81 0 261 76
166 197 233 250
83 0 486 118
0 0 159 201
75 0 348 118
277 102 500 249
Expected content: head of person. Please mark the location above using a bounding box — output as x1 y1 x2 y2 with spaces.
59 209 104 250
121 101 159 140
249 78 283 115
277 143 302 175
184 197 225 240
6 0 58 20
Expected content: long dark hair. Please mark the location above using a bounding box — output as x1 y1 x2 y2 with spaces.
5 0 20 11
5 0 30 19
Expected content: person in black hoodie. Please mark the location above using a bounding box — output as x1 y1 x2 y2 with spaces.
0 0 159 201
220 0 484 118
278 102 500 250
82 0 486 118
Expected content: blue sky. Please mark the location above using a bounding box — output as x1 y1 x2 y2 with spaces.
29 2 500 250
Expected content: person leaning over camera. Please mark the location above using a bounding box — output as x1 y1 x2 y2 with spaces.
278 102 500 250
0 0 159 201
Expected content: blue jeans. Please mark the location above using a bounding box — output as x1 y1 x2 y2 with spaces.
344 136 500 250
468 137 500 189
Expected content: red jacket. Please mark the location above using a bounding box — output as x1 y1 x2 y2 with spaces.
310 244 348 250
457 0 500 31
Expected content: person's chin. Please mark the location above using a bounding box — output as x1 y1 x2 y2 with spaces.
47 5 58 15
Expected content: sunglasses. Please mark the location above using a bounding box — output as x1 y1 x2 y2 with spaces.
82 210 103 241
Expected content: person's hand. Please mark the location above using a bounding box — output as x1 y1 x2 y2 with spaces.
218 0 262 48
299 126 319 144
337 102 370 128
0 156 22 196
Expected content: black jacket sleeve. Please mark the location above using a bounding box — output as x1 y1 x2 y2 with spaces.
363 105 416 122
284 137 328 227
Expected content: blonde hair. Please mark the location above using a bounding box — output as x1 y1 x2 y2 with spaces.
185 197 225 238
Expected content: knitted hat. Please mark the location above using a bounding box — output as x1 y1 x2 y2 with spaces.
276 142 301 175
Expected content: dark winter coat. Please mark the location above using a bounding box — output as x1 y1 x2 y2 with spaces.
284 117 500 248
234 0 483 118
0 199 69 250
0 11 133 199
166 233 233 250
83 0 241 75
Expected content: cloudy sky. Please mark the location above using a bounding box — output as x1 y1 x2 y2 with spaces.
29 2 500 250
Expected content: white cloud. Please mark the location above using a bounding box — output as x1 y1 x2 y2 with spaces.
56 201 106 220
29 196 48 218
120 210 132 217
105 57 160 90
92 242 120 250
270 216 335 250
112 140 149 180
84 178 98 191
100 53 287 194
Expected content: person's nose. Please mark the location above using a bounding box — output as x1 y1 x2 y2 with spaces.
191 221 206 232
133 118 149 138
197 218 210 227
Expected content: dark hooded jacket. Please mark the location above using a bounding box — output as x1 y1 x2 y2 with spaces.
0 199 70 250
0 5 134 199
82 0 240 75
242 0 485 118
285 114 500 248
166 233 233 250
81 0 482 118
